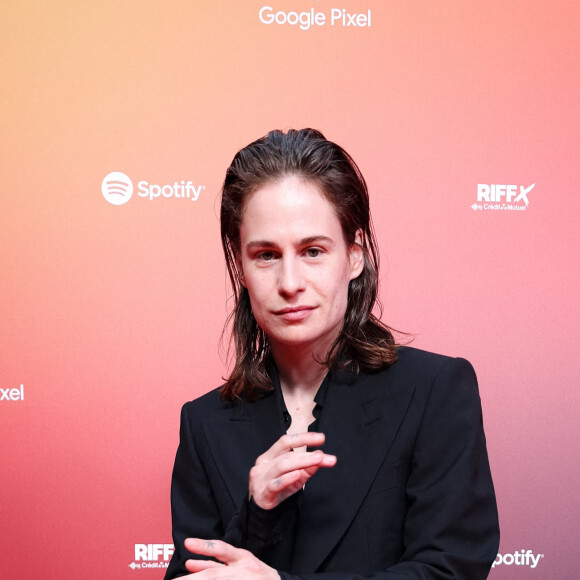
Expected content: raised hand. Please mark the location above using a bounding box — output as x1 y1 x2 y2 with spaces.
249 431 336 510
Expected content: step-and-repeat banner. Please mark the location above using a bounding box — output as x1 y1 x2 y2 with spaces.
1 1 578 578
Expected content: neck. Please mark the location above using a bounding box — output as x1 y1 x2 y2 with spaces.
270 344 328 397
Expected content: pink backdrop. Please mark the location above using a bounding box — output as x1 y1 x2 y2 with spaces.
1 1 579 578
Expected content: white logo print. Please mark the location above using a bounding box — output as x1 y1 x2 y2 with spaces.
471 183 535 212
0 384 24 401
102 172 205 205
258 6 371 30
492 549 544 569
513 183 534 205
129 544 174 570
137 180 203 201
102 172 134 205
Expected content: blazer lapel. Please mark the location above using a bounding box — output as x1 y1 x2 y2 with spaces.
291 365 416 573
201 388 286 507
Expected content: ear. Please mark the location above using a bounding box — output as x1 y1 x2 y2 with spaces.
348 229 365 281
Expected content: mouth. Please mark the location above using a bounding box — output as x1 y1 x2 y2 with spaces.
274 306 315 314
273 305 317 321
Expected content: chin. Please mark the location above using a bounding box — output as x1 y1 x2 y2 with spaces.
268 327 338 352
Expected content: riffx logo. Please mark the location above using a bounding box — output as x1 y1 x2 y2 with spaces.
128 543 174 570
471 183 535 212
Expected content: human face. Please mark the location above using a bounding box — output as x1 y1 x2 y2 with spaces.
238 176 364 358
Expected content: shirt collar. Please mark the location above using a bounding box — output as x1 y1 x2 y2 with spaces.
266 360 331 427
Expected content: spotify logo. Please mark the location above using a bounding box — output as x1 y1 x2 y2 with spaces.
101 172 134 205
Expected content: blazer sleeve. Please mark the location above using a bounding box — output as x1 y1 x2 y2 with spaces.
164 402 228 579
279 357 500 580
164 400 300 579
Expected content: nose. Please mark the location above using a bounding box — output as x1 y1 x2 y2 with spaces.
278 256 305 297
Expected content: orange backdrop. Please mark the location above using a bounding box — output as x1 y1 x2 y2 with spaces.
1 1 579 578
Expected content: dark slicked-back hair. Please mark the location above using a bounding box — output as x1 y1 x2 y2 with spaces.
220 128 397 400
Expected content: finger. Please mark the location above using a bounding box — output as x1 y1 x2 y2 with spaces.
268 468 311 501
256 432 326 463
250 453 337 509
251 449 335 498
269 453 337 493
185 558 224 573
271 448 337 475
184 538 245 565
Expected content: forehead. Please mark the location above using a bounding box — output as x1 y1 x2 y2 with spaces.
240 176 343 241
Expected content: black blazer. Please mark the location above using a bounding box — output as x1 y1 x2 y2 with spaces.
165 347 499 579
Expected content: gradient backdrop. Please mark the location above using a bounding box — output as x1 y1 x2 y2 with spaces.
1 1 579 578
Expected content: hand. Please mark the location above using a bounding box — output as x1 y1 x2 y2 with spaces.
183 538 279 579
249 432 336 510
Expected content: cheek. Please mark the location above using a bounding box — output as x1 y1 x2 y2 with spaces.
327 276 351 315
334 289 349 315
244 275 270 312
335 265 354 300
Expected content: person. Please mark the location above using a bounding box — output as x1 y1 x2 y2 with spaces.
164 128 499 579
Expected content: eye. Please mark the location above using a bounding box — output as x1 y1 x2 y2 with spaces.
305 247 322 258
256 251 276 262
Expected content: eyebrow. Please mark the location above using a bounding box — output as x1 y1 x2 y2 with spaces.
244 235 334 252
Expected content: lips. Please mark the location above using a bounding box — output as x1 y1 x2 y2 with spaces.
273 305 317 322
